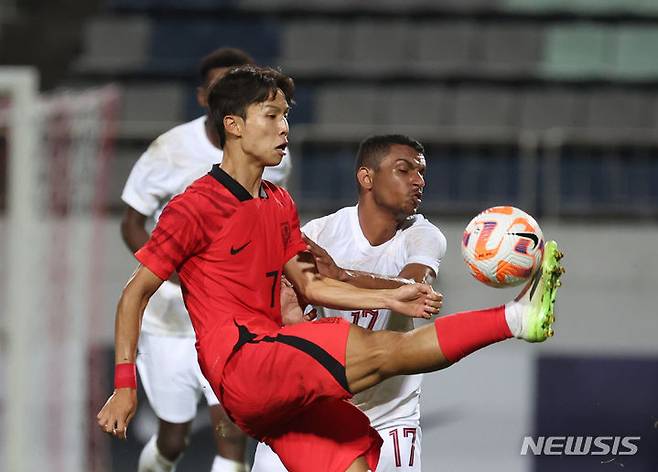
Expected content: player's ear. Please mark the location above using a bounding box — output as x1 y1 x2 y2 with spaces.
223 115 243 139
356 167 374 191
196 86 208 109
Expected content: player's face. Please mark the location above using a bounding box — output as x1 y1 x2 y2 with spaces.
371 144 426 220
240 89 289 167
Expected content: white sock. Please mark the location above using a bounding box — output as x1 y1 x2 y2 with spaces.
210 455 248 472
138 435 179 472
504 301 523 338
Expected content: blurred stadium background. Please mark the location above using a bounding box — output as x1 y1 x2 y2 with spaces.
1 0 657 471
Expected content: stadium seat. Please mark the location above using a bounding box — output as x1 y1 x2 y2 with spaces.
631 0 658 14
288 85 315 125
382 87 451 129
612 27 658 80
148 19 279 74
117 82 186 138
541 24 613 78
108 0 235 10
278 20 348 73
569 0 632 13
453 87 516 132
432 0 499 12
349 20 412 73
412 21 477 74
502 0 630 14
106 0 157 9
500 0 566 14
583 90 654 138
74 16 152 73
241 0 357 10
480 23 543 76
315 86 381 126
517 89 584 132
298 148 356 203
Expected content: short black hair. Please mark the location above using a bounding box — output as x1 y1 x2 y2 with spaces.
199 48 255 84
355 134 425 171
207 65 295 147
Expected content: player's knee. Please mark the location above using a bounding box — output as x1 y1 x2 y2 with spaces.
156 433 189 460
216 423 245 444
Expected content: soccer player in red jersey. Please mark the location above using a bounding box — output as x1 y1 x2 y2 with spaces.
98 66 563 472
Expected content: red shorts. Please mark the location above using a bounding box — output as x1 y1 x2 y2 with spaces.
219 318 382 472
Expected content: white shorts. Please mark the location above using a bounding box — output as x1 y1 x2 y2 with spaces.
136 331 219 424
252 424 422 471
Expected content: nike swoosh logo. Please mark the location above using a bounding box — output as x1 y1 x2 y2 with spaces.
230 241 251 255
509 232 540 249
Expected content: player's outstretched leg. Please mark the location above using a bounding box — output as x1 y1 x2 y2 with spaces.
504 240 565 342
345 241 565 394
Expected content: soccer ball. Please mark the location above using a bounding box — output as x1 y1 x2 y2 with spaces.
461 206 544 288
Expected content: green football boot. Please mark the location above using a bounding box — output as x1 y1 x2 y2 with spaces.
513 240 564 342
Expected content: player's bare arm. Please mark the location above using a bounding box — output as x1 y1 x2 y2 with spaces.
283 251 441 319
305 234 438 288
120 206 150 253
96 265 163 440
121 205 181 285
386 263 438 332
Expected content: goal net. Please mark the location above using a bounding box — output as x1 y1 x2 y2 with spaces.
0 67 120 472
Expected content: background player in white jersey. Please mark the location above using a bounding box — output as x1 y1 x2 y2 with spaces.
121 48 291 472
252 134 445 471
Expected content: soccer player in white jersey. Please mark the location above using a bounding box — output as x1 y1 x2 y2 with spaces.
121 49 291 472
252 134 445 472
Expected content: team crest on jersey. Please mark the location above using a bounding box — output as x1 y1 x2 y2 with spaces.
281 222 291 250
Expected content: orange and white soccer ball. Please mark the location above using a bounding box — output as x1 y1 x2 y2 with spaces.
461 206 544 288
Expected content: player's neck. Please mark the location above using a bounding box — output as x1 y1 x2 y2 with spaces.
219 148 264 198
357 199 398 246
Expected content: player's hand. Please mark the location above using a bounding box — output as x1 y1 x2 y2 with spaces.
96 388 137 440
303 234 345 281
389 284 443 319
280 276 316 325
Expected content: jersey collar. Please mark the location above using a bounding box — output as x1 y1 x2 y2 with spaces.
209 164 267 201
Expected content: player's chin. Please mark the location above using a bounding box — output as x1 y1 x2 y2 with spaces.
404 201 420 215
261 155 283 167
265 150 285 166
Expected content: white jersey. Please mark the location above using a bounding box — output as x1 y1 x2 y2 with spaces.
302 206 446 429
121 116 291 336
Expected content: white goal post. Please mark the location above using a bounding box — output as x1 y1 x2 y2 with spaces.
1 67 119 472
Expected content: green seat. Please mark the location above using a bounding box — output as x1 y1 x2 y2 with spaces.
502 0 658 14
541 24 612 78
613 27 658 79
502 0 568 14
626 0 658 14
563 0 627 14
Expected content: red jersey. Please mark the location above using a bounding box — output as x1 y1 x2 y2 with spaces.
136 164 307 386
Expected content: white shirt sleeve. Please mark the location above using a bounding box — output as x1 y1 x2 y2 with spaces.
403 223 447 277
121 138 176 217
300 216 321 241
263 149 292 187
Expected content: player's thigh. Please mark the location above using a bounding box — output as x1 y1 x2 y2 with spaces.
345 324 407 394
136 332 203 423
376 425 422 472
219 318 353 438
252 442 288 472
266 398 382 472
